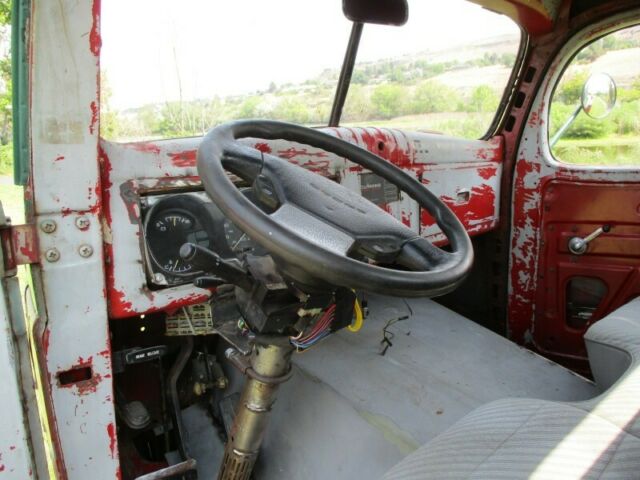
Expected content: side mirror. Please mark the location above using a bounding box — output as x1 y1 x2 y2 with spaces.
550 72 617 148
581 73 617 119
342 0 409 26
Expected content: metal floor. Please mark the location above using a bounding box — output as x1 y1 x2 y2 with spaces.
252 295 598 479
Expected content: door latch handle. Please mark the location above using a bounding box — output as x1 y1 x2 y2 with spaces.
568 224 611 255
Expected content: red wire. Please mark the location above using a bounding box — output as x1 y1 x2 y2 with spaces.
298 304 335 343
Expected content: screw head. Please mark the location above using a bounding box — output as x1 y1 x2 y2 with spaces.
75 216 90 230
78 244 93 258
45 248 60 262
153 273 166 284
40 220 57 234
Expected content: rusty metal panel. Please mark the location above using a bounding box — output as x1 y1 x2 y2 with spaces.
102 128 502 318
29 0 120 478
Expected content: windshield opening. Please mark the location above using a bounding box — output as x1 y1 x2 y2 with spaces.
101 0 520 142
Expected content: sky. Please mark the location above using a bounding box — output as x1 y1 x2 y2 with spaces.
100 0 520 110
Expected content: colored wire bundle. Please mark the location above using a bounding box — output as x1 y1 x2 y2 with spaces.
291 304 336 350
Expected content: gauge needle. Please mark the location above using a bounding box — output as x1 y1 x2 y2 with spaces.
232 233 247 250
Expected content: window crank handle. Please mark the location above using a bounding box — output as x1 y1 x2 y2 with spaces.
568 224 611 255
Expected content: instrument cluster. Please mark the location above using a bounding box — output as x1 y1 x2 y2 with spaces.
142 189 264 287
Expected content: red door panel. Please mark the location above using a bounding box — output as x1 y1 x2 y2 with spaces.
534 181 640 372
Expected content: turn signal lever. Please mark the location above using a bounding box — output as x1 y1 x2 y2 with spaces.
179 243 253 290
568 224 611 255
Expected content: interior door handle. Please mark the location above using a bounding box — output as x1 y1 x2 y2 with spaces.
568 224 611 255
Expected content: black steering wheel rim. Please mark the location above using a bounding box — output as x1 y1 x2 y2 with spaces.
197 120 473 297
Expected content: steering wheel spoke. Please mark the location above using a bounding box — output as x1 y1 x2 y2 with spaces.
396 236 457 271
269 203 356 257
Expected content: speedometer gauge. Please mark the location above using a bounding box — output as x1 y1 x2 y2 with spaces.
144 194 217 281
148 210 201 274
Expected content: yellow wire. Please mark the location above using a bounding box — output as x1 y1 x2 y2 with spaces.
348 297 364 332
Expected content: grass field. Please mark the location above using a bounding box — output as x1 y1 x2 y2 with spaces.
554 136 640 166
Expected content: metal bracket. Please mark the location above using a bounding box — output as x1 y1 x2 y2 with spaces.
0 222 39 273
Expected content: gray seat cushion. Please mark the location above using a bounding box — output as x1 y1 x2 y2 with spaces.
384 297 640 480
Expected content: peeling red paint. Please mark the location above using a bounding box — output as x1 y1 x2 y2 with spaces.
89 0 102 56
110 288 134 317
400 210 412 227
478 165 498 180
277 147 328 160
168 150 197 168
129 142 161 155
89 101 99 135
10 225 39 265
254 142 272 154
107 422 117 459
508 157 544 343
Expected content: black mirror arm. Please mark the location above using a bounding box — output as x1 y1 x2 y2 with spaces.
328 22 363 127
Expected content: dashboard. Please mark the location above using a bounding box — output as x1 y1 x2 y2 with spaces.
101 129 503 319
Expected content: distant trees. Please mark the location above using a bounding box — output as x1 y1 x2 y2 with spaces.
101 44 523 142
469 85 500 112
371 84 407 119
411 81 458 113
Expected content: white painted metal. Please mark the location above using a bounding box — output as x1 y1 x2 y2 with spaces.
0 275 36 478
29 0 120 478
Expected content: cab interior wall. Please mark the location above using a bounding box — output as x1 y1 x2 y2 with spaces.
20 0 640 478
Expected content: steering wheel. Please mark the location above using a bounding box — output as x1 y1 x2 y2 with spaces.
197 120 473 297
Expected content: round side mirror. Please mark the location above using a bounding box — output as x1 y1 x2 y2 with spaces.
581 73 616 119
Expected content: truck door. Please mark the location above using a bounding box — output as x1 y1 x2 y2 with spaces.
509 16 640 373
0 201 44 478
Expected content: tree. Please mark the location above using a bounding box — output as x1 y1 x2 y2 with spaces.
272 97 310 124
0 0 12 146
342 85 373 122
468 85 499 113
411 81 459 113
371 84 406 119
237 96 262 119
555 71 589 105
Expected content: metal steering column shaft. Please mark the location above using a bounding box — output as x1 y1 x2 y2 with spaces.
217 341 294 480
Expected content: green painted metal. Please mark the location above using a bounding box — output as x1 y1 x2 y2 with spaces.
11 0 30 186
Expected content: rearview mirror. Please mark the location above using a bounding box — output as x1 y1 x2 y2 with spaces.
581 73 616 119
342 0 409 26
